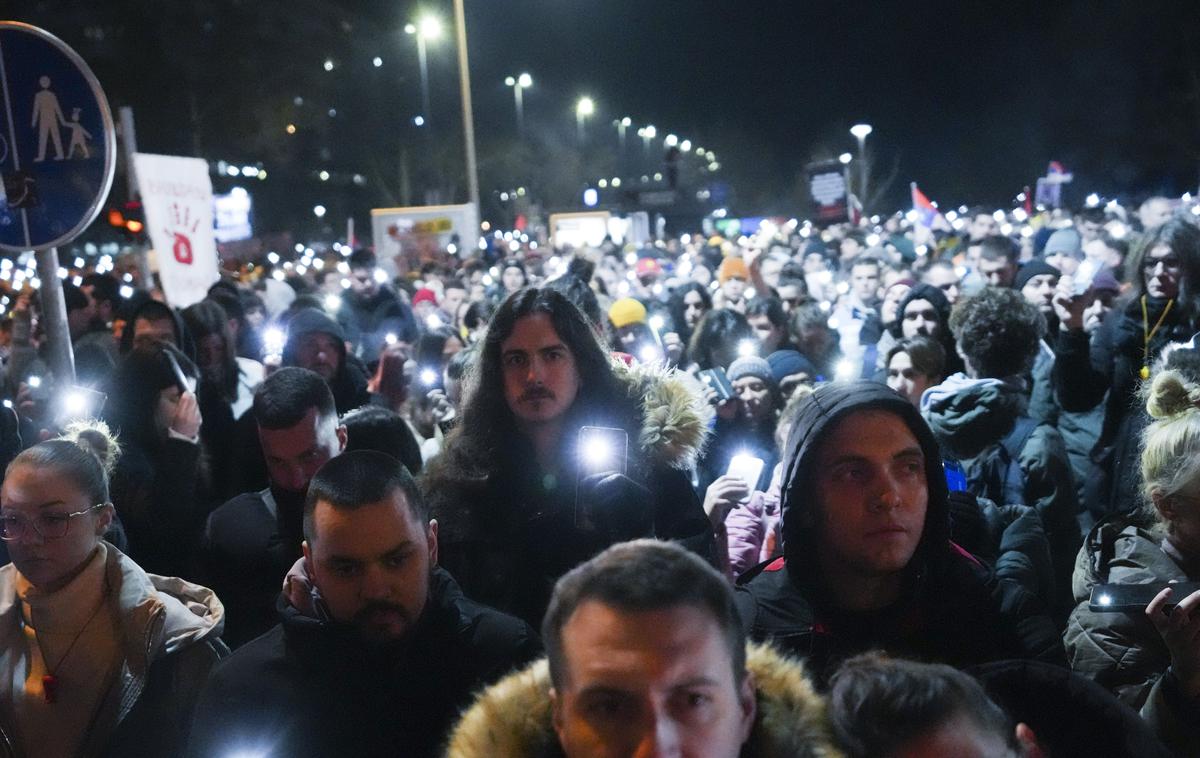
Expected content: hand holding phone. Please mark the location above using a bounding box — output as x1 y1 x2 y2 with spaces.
726 453 765 499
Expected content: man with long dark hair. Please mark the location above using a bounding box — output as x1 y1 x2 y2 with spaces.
420 288 714 626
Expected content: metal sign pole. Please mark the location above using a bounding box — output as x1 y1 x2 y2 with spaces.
35 247 75 384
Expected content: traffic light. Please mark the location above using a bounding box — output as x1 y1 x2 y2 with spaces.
107 201 145 240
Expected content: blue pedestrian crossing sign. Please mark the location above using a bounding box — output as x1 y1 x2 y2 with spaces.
0 22 116 253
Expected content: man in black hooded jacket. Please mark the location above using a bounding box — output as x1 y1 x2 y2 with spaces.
282 307 372 414
735 381 1064 687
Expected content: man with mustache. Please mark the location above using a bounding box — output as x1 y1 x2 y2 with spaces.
188 450 539 757
421 287 714 627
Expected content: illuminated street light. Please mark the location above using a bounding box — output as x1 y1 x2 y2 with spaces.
664 133 678 148
505 72 532 137
613 116 632 149
576 96 595 143
406 15 444 126
640 124 657 154
839 152 852 164
850 123 873 213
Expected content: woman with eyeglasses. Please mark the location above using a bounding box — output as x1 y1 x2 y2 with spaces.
0 421 225 757
1053 219 1200 521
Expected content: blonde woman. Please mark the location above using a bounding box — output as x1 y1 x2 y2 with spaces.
0 423 225 757
1065 369 1200 755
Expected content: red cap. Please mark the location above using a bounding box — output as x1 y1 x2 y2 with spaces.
412 288 438 306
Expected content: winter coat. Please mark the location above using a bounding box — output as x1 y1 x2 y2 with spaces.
1053 297 1198 518
947 492 1057 617
921 373 1082 621
187 567 540 758
422 360 715 627
0 543 227 757
737 381 1065 688
724 462 783 579
445 643 844 758
198 487 305 648
1064 516 1200 756
342 285 418 367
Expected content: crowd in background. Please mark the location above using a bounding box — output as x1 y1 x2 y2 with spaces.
0 193 1198 755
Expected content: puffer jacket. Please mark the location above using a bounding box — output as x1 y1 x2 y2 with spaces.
1064 516 1200 756
723 462 783 579
445 643 844 758
422 360 715 627
922 373 1082 621
947 492 1056 616
737 382 1064 688
0 543 227 757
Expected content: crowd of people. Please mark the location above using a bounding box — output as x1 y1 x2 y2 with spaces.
0 193 1196 755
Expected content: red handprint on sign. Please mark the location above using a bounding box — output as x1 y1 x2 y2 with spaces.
173 232 193 264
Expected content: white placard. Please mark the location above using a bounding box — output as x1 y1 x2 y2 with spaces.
133 152 218 307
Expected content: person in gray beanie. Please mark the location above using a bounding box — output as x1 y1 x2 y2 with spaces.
1042 228 1083 276
697 355 783 495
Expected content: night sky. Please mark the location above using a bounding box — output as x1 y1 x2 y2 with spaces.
10 0 1200 231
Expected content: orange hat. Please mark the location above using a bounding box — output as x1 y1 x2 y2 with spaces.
718 256 750 283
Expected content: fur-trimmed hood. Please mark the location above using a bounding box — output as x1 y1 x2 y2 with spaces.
445 642 843 758
611 358 713 471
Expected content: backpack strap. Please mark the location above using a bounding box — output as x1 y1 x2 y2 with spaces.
998 417 1040 505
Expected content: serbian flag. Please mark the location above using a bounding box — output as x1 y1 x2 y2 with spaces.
911 182 941 229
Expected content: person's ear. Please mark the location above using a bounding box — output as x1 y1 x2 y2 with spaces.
95 503 114 536
336 424 348 453
1015 722 1044 758
1151 489 1176 523
426 519 439 566
550 687 566 743
737 671 758 744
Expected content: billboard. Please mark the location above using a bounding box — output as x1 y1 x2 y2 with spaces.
371 203 478 275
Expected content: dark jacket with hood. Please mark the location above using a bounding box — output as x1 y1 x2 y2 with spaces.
921 375 1082 621
117 300 197 363
281 308 372 415
343 284 418 367
445 643 844 758
420 361 716 628
735 382 1064 688
1053 297 1198 517
187 567 540 758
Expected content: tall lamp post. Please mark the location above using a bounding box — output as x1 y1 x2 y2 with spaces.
452 0 479 214
613 116 631 149
638 124 656 155
405 15 443 125
504 72 532 137
576 97 594 144
850 123 873 213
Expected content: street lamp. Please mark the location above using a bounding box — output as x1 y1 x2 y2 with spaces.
576 96 595 143
850 123 873 211
839 152 852 165
406 15 443 126
504 72 532 137
640 124 656 154
613 116 631 149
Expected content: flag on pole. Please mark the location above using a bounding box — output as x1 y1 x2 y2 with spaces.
911 182 941 229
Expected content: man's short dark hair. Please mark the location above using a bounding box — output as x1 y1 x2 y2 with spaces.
342 405 423 475
544 274 602 329
542 540 747 688
347 248 377 271
849 254 883 274
81 272 120 306
746 295 787 327
62 283 88 313
949 287 1044 378
252 366 337 430
303 450 428 542
444 278 466 292
828 653 1019 758
978 235 1019 265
